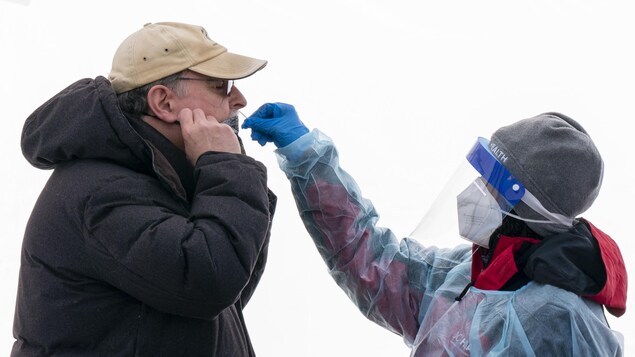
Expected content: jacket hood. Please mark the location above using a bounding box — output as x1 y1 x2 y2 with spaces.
21 76 150 172
523 219 627 317
578 219 627 317
471 219 627 317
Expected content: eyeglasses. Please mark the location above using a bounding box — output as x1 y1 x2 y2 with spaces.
176 77 234 96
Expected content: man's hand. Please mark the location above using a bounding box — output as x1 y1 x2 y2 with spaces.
178 108 241 164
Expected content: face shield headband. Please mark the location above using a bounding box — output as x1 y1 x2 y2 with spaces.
466 137 574 227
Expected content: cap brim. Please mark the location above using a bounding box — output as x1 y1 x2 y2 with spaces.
189 51 267 80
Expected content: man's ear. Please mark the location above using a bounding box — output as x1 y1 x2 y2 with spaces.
146 85 179 123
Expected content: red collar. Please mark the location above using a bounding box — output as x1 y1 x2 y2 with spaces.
471 235 540 291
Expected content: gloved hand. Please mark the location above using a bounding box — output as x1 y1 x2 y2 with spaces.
241 102 309 148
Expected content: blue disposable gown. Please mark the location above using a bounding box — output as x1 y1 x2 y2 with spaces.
276 130 624 356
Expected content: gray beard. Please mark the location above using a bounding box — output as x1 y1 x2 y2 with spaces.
223 114 245 154
224 115 239 135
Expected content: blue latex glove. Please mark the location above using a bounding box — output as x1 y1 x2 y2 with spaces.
241 102 309 148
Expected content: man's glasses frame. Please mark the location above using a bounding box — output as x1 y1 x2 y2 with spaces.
176 77 234 96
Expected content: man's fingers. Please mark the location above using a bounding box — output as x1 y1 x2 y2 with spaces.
177 108 194 128
177 107 241 163
179 108 221 136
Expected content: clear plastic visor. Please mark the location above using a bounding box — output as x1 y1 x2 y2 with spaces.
409 137 572 248
409 137 521 248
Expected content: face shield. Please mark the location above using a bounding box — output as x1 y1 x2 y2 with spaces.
410 137 573 249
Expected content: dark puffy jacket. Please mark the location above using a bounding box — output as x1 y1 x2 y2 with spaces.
12 76 276 357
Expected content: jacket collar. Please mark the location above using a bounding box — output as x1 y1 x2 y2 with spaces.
127 116 195 202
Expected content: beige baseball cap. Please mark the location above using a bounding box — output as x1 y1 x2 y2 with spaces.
109 22 267 94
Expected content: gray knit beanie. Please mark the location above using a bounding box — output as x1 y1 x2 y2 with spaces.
489 112 604 235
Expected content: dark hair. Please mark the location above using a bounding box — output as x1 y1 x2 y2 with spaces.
492 214 541 240
116 71 187 119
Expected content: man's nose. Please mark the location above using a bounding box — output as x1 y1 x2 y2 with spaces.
229 85 247 109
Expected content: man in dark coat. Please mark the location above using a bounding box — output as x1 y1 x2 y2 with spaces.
12 22 276 357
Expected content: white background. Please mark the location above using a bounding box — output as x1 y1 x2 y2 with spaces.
1 0 633 356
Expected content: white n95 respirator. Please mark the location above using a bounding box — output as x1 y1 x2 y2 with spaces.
456 178 504 248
